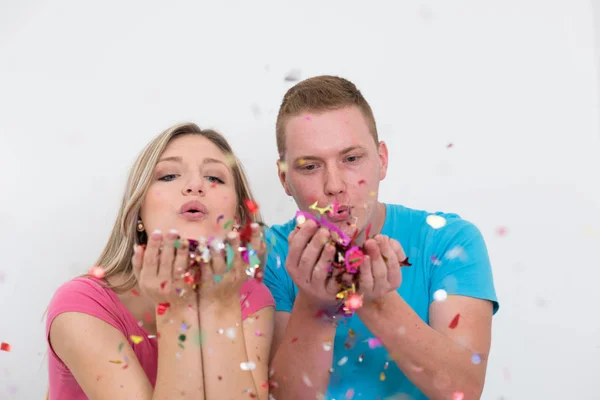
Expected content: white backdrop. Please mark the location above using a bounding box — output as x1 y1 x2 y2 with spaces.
1 1 599 399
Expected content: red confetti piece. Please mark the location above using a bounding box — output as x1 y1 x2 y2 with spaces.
358 179 366 185
131 289 140 296
211 182 218 189
496 226 508 236
449 313 460 329
157 303 170 315
291 337 298 343
160 281 167 290
365 223 372 239
345 294 363 311
254 269 264 283
1 342 11 352
88 266 105 279
244 199 259 214
447 143 454 148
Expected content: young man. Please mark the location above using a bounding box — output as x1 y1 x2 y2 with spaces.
264 75 499 400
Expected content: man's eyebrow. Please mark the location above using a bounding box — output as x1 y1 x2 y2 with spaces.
339 146 364 154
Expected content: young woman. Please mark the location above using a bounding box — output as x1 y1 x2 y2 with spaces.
46 123 275 400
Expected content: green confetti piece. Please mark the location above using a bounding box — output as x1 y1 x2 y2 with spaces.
174 239 179 249
178 343 185 349
192 330 205 346
178 334 186 342
118 342 124 352
223 220 233 229
225 243 235 270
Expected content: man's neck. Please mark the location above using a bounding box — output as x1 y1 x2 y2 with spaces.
357 201 386 245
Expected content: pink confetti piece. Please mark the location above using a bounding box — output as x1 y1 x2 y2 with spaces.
367 337 382 349
496 226 508 236
452 392 464 400
88 266 105 279
345 388 355 399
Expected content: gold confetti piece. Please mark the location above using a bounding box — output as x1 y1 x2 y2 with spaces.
278 161 288 173
426 215 446 229
309 201 333 215
109 360 122 364
369 191 376 197
380 372 386 381
130 335 144 344
298 158 306 166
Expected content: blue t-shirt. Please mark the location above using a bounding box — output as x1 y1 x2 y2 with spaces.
264 204 499 400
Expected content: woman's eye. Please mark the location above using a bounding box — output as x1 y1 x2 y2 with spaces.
159 174 178 182
206 176 225 184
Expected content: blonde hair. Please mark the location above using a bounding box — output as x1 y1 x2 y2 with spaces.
275 75 379 158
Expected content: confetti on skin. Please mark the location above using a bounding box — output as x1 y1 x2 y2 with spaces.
109 360 122 364
369 191 376 196
255 331 262 337
433 289 448 302
217 215 225 224
224 220 233 229
358 179 366 185
240 361 256 371
291 337 298 343
143 311 153 323
226 328 236 340
367 338 383 349
452 392 464 400
309 200 333 215
1 342 11 352
426 215 447 229
345 388 355 399
88 266 105 279
130 335 144 344
338 356 348 366
131 289 140 296
160 281 167 290
302 374 313 387
380 372 386 381
118 342 124 352
323 342 332 351
365 223 372 239
157 303 170 315
471 354 482 364
449 314 460 329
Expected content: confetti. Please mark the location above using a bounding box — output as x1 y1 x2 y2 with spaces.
118 342 124 352
430 255 442 266
358 354 364 363
129 335 143 344
496 226 508 236
380 372 386 381
244 199 259 214
358 179 366 185
338 356 348 366
226 328 236 340
309 201 333 215
131 289 140 296
278 161 288 173
322 342 332 351
452 392 464 400
88 266 105 279
345 388 355 399
398 326 406 335
284 68 302 82
157 302 170 315
302 373 312 387
291 337 298 343
369 191 376 196
447 143 454 149
433 289 448 302
255 330 262 337
449 314 460 329
109 360 122 364
426 215 446 229
367 338 382 349
160 281 167 290
240 361 256 371
1 342 11 352
445 246 466 261
471 353 482 364
217 215 225 224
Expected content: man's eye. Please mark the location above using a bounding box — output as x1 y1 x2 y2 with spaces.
346 155 362 163
159 174 178 182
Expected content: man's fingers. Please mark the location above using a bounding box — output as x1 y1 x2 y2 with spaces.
311 243 335 284
358 255 374 295
364 239 387 293
297 228 330 284
286 220 318 271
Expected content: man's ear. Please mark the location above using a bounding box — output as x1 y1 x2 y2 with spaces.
378 141 389 181
277 159 292 196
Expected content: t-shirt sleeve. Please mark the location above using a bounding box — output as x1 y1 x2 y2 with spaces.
263 227 296 313
429 216 499 314
45 278 126 359
240 279 275 319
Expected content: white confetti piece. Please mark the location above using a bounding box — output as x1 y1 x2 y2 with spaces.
445 246 466 261
302 373 312 387
338 356 348 366
322 342 332 351
433 289 448 302
426 215 446 229
217 328 224 334
398 326 406 335
471 353 481 365
226 328 236 340
240 361 256 371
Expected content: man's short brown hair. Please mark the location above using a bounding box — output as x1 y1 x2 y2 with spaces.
275 75 379 158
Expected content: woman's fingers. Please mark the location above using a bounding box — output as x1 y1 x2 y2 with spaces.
173 238 190 281
145 230 163 276
157 229 178 286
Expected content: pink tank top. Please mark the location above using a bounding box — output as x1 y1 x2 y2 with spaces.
46 277 274 400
